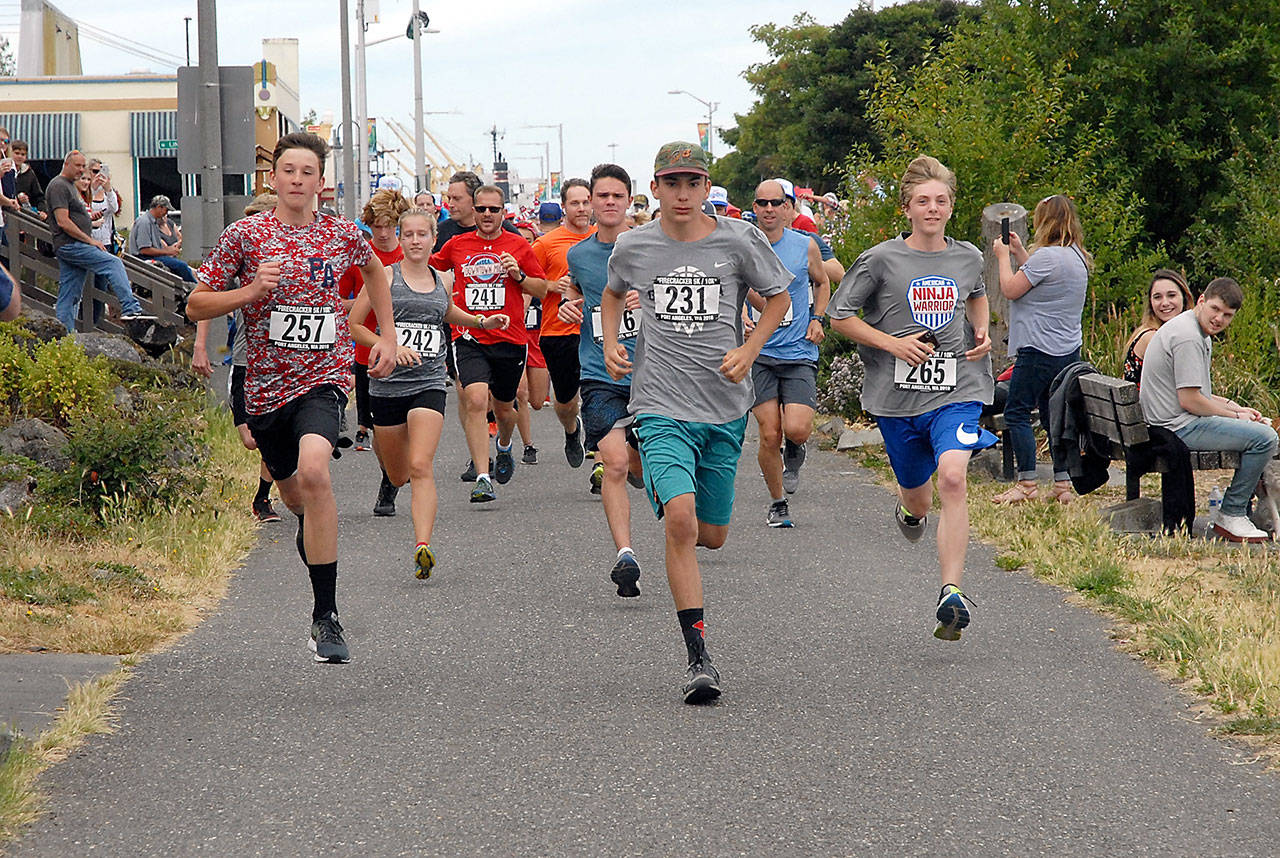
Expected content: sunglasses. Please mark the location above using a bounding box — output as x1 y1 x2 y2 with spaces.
754 198 787 207
474 205 503 214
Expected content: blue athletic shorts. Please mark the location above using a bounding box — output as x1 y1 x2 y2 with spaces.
875 401 997 490
634 413 748 527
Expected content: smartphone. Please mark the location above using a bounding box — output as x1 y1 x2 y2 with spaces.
1001 216 1010 246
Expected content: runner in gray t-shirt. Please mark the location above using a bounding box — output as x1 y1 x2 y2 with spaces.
600 141 791 705
350 211 510 580
827 155 996 643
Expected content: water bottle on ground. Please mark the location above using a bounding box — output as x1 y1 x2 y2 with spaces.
1208 485 1223 522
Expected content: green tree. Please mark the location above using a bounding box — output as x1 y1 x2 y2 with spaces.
714 1 978 204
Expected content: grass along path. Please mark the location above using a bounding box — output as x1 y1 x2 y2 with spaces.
849 444 1280 759
0 406 260 842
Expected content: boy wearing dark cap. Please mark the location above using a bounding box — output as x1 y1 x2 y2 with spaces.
600 142 792 704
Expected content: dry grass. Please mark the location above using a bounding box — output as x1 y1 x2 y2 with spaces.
967 469 1280 751
0 407 260 654
0 664 131 840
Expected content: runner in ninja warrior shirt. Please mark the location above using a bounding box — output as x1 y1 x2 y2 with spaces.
189 132 399 665
827 155 996 644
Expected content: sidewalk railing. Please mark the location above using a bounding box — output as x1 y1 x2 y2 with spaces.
1 209 187 333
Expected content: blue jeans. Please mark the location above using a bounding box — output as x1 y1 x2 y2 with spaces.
55 241 142 331
149 254 197 283
1175 416 1278 516
1005 346 1080 481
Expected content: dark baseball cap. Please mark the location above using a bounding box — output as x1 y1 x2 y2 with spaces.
538 201 563 222
654 141 710 178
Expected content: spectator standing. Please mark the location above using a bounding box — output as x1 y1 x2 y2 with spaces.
88 161 121 252
11 140 44 213
48 150 147 330
128 195 196 283
1138 277 1277 543
991 194 1091 505
1122 269 1193 388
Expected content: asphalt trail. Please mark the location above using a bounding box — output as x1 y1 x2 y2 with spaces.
12 405 1280 856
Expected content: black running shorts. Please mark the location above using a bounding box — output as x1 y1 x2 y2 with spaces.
539 333 581 405
452 338 527 404
370 388 447 426
246 384 347 481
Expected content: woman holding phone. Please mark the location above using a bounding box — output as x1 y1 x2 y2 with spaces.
991 194 1091 504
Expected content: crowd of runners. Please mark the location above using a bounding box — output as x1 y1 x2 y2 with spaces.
187 131 1001 704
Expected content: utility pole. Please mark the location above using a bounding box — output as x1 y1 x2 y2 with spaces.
338 0 356 218
183 17 192 66
355 0 370 203
523 123 563 175
608 142 618 162
196 0 223 257
411 1 425 194
488 125 501 164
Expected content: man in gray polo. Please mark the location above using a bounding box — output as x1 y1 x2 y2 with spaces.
48 149 147 331
128 195 196 283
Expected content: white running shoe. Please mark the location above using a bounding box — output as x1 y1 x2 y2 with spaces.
1212 513 1271 543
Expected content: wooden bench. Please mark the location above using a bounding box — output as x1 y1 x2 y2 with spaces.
1078 373 1240 501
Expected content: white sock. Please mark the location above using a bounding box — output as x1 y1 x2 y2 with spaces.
478 472 490 481
497 440 511 452
617 547 633 559
772 496 785 504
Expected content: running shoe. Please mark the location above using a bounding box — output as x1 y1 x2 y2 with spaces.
373 475 398 516
933 584 973 641
354 429 370 452
627 470 645 490
470 475 496 503
590 461 605 494
767 498 794 528
522 444 539 465
414 543 436 580
460 458 494 482
609 552 641 597
252 497 281 523
494 447 515 485
895 503 927 543
565 417 585 468
682 655 722 704
782 439 807 494
309 612 350 663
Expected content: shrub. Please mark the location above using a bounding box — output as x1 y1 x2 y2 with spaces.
18 337 114 426
0 329 30 409
817 352 866 423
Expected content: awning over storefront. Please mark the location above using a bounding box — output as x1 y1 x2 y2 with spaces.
130 110 178 159
0 112 80 160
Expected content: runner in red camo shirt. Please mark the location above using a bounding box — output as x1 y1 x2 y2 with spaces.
188 132 398 665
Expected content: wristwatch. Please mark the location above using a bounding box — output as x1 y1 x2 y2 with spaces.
513 270 527 283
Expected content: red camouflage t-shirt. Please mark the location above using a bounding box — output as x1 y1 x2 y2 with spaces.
429 230 545 346
198 210 373 414
338 242 404 366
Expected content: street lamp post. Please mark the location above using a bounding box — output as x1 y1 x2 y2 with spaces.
521 123 563 176
516 140 551 200
667 89 718 157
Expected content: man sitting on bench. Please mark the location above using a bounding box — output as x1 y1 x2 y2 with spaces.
1138 277 1277 543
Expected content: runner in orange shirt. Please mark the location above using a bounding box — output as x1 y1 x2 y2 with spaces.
532 182 595 473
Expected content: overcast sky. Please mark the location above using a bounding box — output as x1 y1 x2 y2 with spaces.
6 0 866 194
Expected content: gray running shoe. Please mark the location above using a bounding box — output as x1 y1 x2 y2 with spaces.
767 499 794 528
682 655 722 704
565 417 585 468
309 612 350 663
895 503 926 543
470 475 496 503
782 439 806 494
609 552 641 597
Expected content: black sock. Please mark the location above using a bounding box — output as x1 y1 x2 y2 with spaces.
295 513 307 564
308 561 338 621
677 608 706 664
380 469 397 493
255 478 272 504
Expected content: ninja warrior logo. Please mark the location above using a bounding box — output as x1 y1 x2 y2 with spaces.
907 276 958 330
460 253 506 282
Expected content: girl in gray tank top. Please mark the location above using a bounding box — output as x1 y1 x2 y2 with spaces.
347 209 511 581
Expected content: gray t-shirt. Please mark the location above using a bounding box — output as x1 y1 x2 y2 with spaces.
369 263 451 398
828 235 993 417
1008 244 1088 355
128 210 166 255
1138 309 1210 433
232 307 248 367
46 175 92 251
606 217 791 424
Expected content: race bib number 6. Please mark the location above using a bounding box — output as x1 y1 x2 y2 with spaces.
398 322 446 358
590 305 640 344
268 306 337 350
465 283 504 311
894 351 958 392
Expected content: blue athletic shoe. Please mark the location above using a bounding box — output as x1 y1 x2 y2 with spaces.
933 584 972 641
609 551 641 597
